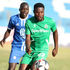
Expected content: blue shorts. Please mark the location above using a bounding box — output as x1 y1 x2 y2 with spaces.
9 45 26 64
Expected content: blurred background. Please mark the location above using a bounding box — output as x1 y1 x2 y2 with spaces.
0 0 70 47
0 0 70 70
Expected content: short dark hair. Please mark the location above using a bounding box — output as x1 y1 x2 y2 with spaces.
20 2 29 10
34 3 44 10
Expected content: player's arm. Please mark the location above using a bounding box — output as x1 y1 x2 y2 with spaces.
0 29 11 47
26 34 32 55
52 29 58 57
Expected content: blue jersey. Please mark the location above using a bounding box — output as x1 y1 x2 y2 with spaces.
8 14 32 47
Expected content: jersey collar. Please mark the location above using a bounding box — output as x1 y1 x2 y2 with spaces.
18 14 28 20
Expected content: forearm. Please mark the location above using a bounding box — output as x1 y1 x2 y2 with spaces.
53 29 58 50
2 29 10 42
52 29 58 57
26 39 31 49
25 35 31 54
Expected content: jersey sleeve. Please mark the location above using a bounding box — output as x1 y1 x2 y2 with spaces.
25 20 30 35
50 19 57 32
8 17 15 30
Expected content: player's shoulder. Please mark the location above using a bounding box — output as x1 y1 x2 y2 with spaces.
28 14 32 18
10 14 19 20
44 16 54 22
26 16 35 22
44 16 56 25
26 16 35 26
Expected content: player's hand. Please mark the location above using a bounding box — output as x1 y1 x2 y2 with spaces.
26 48 32 55
52 48 58 57
0 40 5 48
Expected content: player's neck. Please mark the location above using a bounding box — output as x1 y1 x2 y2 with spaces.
20 15 25 19
35 17 44 22
19 14 28 20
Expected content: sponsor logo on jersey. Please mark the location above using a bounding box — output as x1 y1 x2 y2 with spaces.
20 28 25 39
32 29 48 33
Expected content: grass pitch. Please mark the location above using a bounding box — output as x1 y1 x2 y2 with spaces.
0 44 70 70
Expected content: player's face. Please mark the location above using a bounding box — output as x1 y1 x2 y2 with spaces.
20 5 29 19
34 7 44 21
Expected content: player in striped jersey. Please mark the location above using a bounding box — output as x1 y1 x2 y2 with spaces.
0 2 32 70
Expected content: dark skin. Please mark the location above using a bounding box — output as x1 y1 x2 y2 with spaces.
52 29 58 57
0 4 29 70
19 7 58 70
19 4 29 19
34 7 44 21
0 29 11 47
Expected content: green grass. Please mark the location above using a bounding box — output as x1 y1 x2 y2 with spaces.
47 47 70 70
0 44 19 70
0 45 70 70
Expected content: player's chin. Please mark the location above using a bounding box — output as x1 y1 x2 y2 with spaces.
22 14 27 18
37 18 42 21
37 17 43 21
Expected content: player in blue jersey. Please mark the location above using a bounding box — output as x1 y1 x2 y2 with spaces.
0 2 32 70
